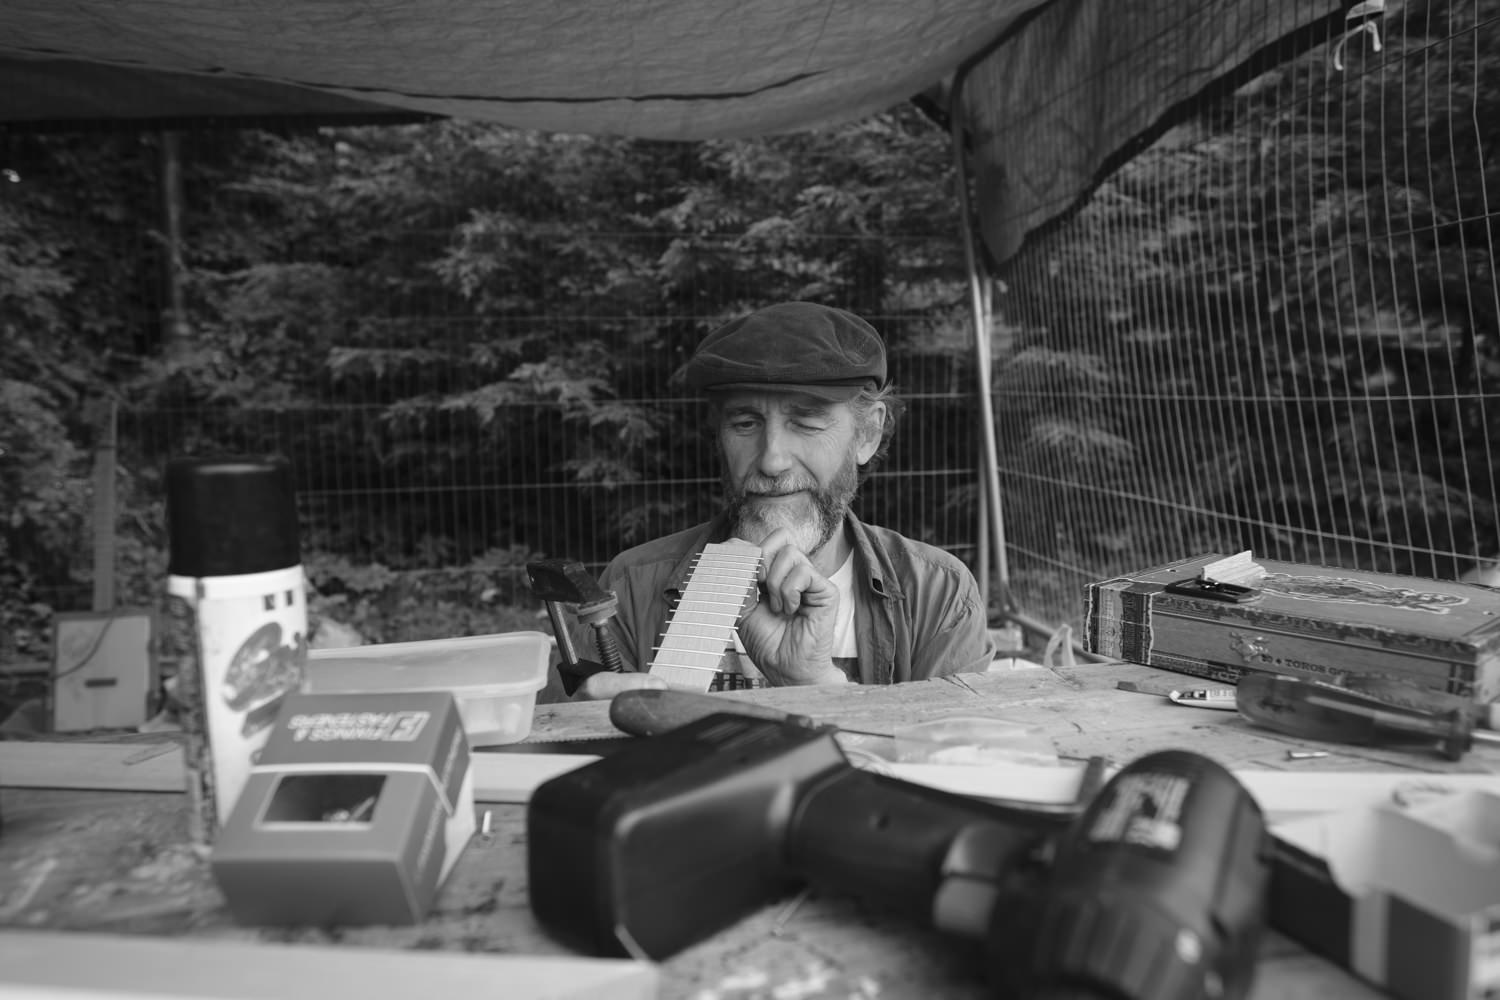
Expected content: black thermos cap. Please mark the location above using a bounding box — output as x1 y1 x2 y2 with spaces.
166 457 301 578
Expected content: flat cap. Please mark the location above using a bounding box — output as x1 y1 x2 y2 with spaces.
682 302 887 401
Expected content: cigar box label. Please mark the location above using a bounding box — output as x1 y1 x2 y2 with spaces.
1258 571 1469 615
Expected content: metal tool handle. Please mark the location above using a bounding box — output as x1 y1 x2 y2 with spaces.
1235 672 1483 760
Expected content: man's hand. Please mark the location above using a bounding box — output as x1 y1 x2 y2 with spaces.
571 670 669 701
734 530 849 686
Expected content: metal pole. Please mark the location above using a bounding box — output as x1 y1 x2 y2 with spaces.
160 131 190 354
90 400 118 612
948 98 1011 616
945 88 1111 666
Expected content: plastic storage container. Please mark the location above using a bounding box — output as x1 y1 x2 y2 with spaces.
305 631 553 746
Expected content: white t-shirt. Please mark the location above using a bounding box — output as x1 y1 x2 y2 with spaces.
828 552 858 677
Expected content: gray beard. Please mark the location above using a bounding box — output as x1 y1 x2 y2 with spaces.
722 456 860 557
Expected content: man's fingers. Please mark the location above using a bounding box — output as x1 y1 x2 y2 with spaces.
748 527 798 577
760 546 810 614
729 527 834 617
573 671 669 702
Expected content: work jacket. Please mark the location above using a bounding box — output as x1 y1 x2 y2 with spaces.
548 512 994 696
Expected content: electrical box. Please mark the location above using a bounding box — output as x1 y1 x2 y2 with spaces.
50 609 155 733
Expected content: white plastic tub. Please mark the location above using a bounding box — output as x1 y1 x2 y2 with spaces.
305 631 553 746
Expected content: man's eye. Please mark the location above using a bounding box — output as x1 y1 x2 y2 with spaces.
727 420 757 433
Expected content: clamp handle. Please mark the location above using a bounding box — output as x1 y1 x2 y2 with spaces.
526 559 625 688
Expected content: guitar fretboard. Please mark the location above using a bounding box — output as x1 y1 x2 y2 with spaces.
649 541 761 692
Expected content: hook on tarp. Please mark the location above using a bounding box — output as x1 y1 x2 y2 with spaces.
1332 0 1385 71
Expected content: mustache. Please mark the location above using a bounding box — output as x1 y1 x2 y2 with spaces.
736 475 816 497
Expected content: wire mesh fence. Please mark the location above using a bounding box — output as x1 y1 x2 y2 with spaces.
114 304 983 586
992 0 1500 630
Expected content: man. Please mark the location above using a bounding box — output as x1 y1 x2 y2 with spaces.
546 301 995 701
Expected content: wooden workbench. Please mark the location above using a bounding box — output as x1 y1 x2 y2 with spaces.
0 660 1488 999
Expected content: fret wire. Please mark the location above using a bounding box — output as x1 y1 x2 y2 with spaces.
681 577 754 587
647 660 719 672
662 618 737 629
658 630 735 644
695 548 760 561
684 571 759 584
650 543 761 687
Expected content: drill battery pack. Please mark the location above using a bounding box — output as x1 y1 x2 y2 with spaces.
526 713 845 959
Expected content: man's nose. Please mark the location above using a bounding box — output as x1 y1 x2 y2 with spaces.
755 423 796 477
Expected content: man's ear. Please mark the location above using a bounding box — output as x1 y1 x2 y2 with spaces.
855 402 886 465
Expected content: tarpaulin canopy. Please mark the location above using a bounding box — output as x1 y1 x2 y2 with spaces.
3 1 1355 263
2 1 1029 137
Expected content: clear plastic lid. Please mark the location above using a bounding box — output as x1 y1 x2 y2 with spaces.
306 631 552 694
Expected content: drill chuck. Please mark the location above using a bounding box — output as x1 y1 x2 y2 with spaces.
994 750 1270 1000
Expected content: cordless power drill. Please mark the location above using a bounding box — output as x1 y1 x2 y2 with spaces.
528 713 1270 1000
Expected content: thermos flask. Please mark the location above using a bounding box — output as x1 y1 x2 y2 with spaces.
164 457 307 846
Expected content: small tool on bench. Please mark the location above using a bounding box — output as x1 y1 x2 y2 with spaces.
1116 679 1238 710
526 559 623 693
1167 687 1238 710
1235 672 1500 761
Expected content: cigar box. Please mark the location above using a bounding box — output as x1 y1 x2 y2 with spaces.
1084 553 1500 711
210 690 474 926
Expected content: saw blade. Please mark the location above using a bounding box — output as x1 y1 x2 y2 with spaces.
479 736 638 756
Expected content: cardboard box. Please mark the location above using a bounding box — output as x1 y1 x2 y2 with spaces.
1271 791 1500 1000
1085 553 1500 710
211 690 475 926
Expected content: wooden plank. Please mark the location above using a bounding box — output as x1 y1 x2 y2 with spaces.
10 733 1489 821
0 786 1387 1000
0 660 1431 1000
8 659 1496 807
0 739 601 804
0 741 184 793
535 662 1500 771
471 752 599 802
0 930 657 1000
